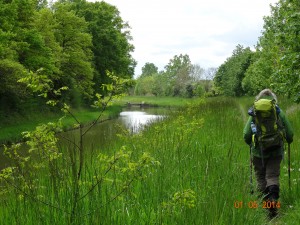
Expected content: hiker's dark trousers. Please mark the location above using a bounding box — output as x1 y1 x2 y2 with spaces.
253 156 282 192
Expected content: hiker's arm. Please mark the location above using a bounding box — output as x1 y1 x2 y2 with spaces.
243 117 252 145
280 111 294 143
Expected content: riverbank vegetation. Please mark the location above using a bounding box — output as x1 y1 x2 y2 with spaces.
2 0 300 128
134 56 215 98
213 1 300 102
1 96 299 224
0 0 135 124
0 96 196 144
135 0 300 104
1 0 300 224
115 95 201 107
0 104 122 145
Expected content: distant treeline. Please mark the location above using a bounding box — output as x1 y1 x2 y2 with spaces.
133 1 300 101
0 0 135 119
134 55 216 98
213 1 300 102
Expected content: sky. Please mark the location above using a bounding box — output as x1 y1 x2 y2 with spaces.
89 0 278 76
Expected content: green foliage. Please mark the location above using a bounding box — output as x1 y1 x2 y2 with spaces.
140 62 158 78
190 64 205 81
33 8 62 77
135 55 205 97
0 60 27 94
162 54 193 96
240 1 300 100
74 0 136 94
164 54 192 78
259 0 300 101
134 75 155 96
214 45 253 96
0 0 136 117
0 59 29 112
242 51 273 95
193 83 205 97
162 189 196 215
135 59 214 98
54 3 94 100
0 69 147 224
1 96 300 224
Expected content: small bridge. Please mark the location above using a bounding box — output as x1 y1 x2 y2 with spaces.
126 102 151 108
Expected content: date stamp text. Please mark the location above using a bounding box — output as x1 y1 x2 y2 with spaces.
234 200 281 209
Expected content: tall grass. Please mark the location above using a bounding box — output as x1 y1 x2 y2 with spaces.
0 97 299 224
122 97 265 224
277 97 300 224
0 95 193 144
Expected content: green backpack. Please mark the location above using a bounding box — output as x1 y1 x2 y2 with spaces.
253 99 284 151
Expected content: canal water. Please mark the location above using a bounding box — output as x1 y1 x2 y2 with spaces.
61 107 167 150
0 107 167 169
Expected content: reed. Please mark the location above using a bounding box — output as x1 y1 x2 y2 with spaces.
0 96 299 224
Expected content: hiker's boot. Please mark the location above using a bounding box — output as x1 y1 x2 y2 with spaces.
266 185 280 219
259 187 269 201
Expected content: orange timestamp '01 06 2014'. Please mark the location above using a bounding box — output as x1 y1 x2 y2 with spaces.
234 200 281 209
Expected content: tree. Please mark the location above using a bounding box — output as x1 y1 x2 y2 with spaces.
214 45 253 96
2 71 158 224
190 64 204 81
33 7 62 78
73 1 136 94
134 75 155 95
242 50 273 95
134 63 160 96
53 2 94 103
163 54 193 96
205 67 217 80
0 60 28 112
164 54 192 78
0 0 18 60
0 0 50 112
248 0 300 101
140 62 158 78
0 0 137 115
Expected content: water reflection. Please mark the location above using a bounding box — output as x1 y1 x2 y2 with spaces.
60 107 167 150
0 108 168 168
119 111 164 133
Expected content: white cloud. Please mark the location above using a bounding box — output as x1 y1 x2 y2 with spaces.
89 0 278 76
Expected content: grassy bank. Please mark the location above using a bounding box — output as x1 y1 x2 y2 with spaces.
0 96 195 144
0 105 122 144
1 96 299 224
115 95 200 107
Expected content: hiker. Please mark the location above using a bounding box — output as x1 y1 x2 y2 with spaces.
243 89 294 218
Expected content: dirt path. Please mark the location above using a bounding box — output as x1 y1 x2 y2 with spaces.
238 103 248 123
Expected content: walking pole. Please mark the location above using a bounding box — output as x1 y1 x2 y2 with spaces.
250 145 254 194
288 143 291 189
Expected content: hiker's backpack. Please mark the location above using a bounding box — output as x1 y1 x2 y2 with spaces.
252 99 284 151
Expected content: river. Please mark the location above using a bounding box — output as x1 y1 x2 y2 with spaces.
0 107 167 169
61 106 167 149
